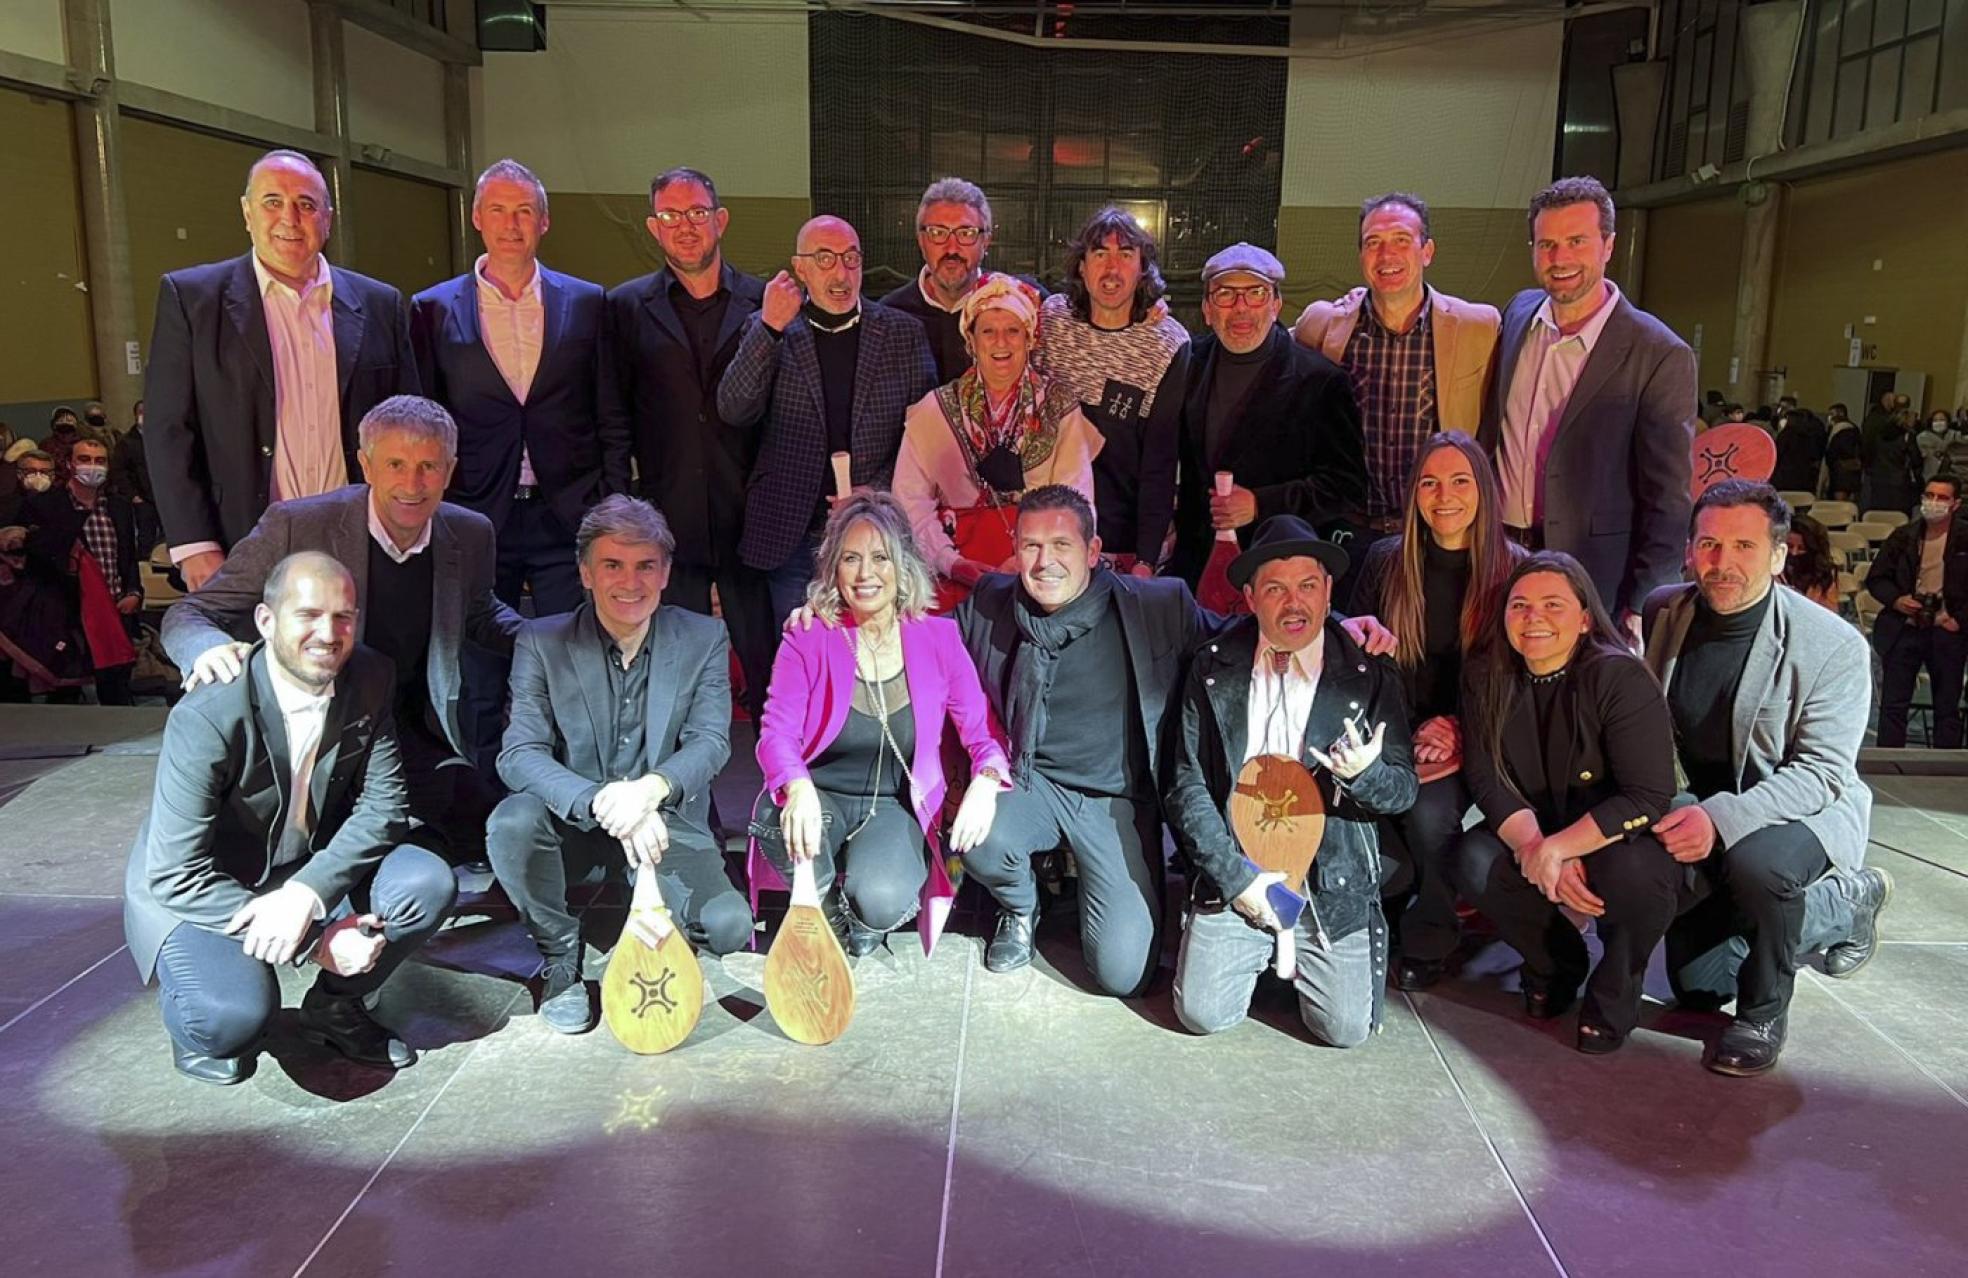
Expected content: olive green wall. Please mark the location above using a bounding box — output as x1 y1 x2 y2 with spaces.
347 167 453 298
0 89 97 408
1640 197 1746 400
529 195 813 291
1275 205 1541 318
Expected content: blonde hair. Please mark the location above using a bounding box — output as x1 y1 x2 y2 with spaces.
805 491 937 623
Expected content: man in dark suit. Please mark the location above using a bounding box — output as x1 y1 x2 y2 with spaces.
489 496 753 1034
1482 176 1695 643
600 166 771 718
161 397 522 854
412 159 623 617
125 551 457 1084
717 214 938 623
1767 396 1828 495
1170 244 1369 587
144 149 420 591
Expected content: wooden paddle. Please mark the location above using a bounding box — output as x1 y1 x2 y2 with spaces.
764 857 857 1045
600 866 704 1055
831 451 854 504
1229 753 1327 980
1691 422 1777 498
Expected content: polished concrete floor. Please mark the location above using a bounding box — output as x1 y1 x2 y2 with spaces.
2 704 1965 1277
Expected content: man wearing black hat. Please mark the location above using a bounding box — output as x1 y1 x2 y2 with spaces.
1166 515 1416 1044
1171 244 1368 591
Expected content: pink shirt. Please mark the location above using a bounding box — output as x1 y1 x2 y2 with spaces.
254 253 345 505
474 254 544 487
1499 281 1622 528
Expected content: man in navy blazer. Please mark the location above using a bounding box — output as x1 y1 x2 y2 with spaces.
717 215 938 623
600 166 771 718
1480 176 1695 640
144 150 419 592
411 159 625 617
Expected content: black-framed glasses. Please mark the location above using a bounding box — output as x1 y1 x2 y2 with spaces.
652 207 717 227
1207 283 1275 309
793 248 864 270
919 224 986 245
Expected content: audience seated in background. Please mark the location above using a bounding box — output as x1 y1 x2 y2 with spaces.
1781 513 1843 611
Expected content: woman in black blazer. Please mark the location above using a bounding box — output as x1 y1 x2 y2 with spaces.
1456 551 1678 1053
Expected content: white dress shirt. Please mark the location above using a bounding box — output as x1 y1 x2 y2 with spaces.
268 658 333 844
257 253 345 504
1498 281 1623 528
366 490 435 564
1244 639 1323 763
475 254 544 488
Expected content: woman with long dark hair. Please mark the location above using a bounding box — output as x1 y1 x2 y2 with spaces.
1455 552 1679 1053
1354 432 1520 989
1780 513 1841 612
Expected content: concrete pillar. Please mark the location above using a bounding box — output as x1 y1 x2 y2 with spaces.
1741 0 1804 157
1729 182 1785 407
1611 60 1668 190
1954 296 1968 412
443 62 472 275
62 0 142 423
308 1 356 264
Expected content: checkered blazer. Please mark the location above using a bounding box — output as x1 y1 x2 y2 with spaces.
716 302 937 573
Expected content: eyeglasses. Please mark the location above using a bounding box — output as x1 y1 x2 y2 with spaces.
1207 283 1275 308
651 207 717 227
793 249 864 270
919 224 986 245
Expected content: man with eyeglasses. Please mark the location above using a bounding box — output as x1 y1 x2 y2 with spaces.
1171 244 1367 588
880 177 1040 384
718 215 937 623
600 166 774 720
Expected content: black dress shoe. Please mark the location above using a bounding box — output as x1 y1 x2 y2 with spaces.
984 906 1038 973
1522 977 1579 1021
1395 957 1444 992
299 987 417 1068
1824 867 1894 979
1575 1021 1626 1055
1706 1013 1787 1076
845 918 887 959
538 960 595 1035
1674 990 1730 1014
172 1040 253 1086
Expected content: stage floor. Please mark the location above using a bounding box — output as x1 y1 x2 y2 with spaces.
2 705 1964 1277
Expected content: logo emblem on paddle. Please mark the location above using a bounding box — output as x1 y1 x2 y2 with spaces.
765 858 857 1045
1690 422 1777 498
601 866 705 1054
1229 754 1326 980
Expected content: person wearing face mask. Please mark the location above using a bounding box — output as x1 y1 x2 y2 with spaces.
1866 475 1968 748
892 274 1102 609
4 441 55 525
1917 411 1953 481
15 431 143 703
718 216 939 627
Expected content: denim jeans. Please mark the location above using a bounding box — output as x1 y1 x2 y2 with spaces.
1173 905 1378 1047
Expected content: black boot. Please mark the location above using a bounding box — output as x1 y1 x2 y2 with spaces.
1706 1013 1787 1076
171 1039 253 1085
985 905 1039 973
1824 867 1893 979
299 986 417 1068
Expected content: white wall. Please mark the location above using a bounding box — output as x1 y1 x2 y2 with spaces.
346 20 447 167
0 0 65 64
112 0 315 130
474 7 809 197
1282 16 1564 209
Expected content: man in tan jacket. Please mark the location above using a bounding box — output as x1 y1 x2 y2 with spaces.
1293 193 1500 599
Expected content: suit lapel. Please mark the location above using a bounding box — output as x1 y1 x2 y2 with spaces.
1731 592 1783 778
430 513 464 711
1429 289 1458 385
711 264 752 353
1111 578 1154 737
1648 588 1698 699
1552 298 1632 442
641 609 680 767
642 270 688 348
786 322 825 446
848 311 883 460
1204 624 1257 774
538 265 568 380
339 492 373 642
455 271 517 408
249 649 293 828
225 255 277 395
309 671 355 844
1492 298 1536 430
570 610 614 775
330 267 366 398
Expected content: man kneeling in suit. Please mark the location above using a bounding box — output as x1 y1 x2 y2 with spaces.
125 552 458 1085
489 496 754 1034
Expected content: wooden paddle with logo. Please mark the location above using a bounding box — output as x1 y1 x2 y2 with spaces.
764 857 857 1045
1229 753 1327 980
600 866 704 1055
1691 422 1777 498
1197 471 1250 616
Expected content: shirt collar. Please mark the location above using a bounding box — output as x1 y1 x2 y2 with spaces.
474 253 542 304
916 266 970 314
1254 636 1323 682
252 251 332 303
366 489 434 563
1531 279 1621 349
1359 285 1432 338
267 656 334 718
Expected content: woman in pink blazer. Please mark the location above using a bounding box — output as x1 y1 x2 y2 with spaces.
753 491 1010 956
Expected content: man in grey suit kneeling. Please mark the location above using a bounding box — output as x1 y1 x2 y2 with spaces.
490 495 754 1034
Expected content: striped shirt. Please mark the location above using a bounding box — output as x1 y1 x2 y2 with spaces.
1343 292 1437 519
71 492 120 592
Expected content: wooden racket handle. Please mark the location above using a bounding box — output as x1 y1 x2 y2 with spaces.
1273 928 1295 981
1213 471 1239 544
831 451 853 499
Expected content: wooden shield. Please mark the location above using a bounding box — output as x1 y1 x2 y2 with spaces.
600 871 704 1055
764 859 857 1046
1691 423 1777 498
1228 753 1325 893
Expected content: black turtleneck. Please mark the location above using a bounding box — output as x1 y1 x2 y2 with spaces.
1205 339 1271 470
805 301 862 527
1414 539 1472 722
1669 587 1773 799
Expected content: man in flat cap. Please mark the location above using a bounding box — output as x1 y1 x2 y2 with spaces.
1172 245 1368 597
1165 514 1416 1043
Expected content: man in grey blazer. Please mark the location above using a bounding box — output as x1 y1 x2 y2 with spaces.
1643 481 1891 1077
127 552 457 1084
489 496 753 1035
1483 177 1695 643
163 396 523 853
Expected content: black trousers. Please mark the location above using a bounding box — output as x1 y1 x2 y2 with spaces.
1378 772 1469 963
495 496 584 618
152 843 458 1060
486 792 754 961
961 772 1163 997
666 557 775 723
1876 623 1967 749
750 787 926 932
1456 828 1680 1036
1668 820 1852 1024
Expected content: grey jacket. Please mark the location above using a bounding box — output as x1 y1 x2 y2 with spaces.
161 485 522 759
1642 583 1872 875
